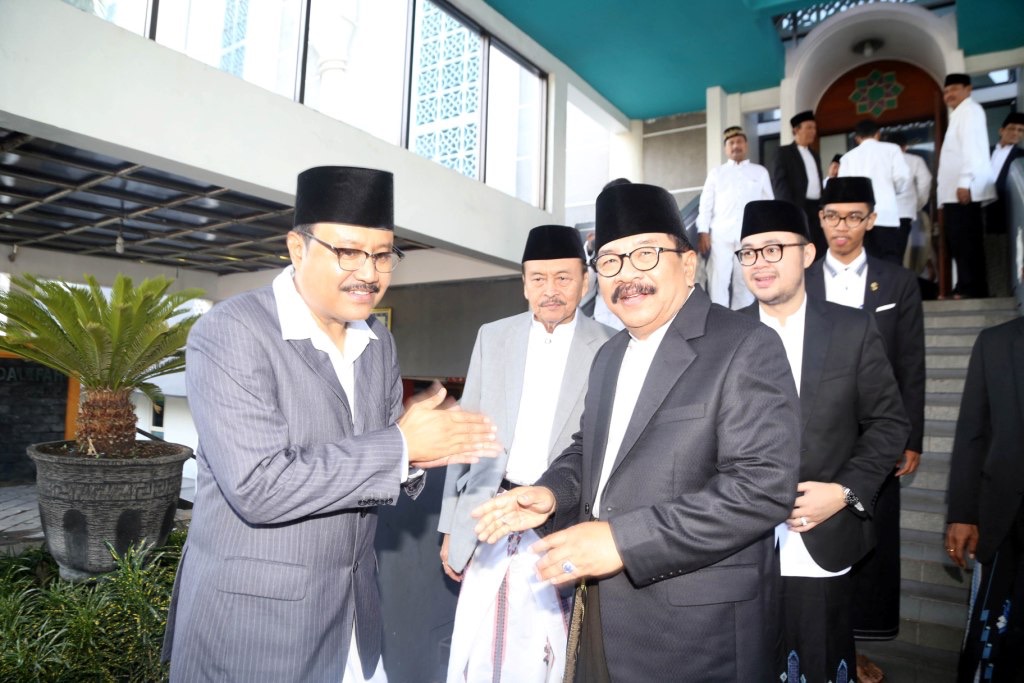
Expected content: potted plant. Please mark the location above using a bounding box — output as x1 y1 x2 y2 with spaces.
0 273 204 580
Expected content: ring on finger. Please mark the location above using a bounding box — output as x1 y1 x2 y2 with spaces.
562 560 576 574
800 516 809 527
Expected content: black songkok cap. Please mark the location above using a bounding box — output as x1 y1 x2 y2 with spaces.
741 200 809 240
723 126 746 142
821 176 875 207
790 110 815 128
522 225 586 263
831 154 844 165
594 183 688 253
1002 112 1024 127
294 166 394 230
944 73 971 87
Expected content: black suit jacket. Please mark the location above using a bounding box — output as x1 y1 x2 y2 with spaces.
946 317 1024 563
986 145 1024 232
806 256 925 453
741 296 909 570
537 287 801 681
772 142 822 204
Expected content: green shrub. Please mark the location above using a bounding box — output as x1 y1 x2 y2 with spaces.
0 529 186 682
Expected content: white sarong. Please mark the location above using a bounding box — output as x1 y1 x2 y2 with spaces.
447 529 570 683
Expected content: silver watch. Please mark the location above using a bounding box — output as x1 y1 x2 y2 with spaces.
841 485 865 512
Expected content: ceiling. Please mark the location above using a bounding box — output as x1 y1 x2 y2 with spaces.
481 0 1023 119
0 128 428 276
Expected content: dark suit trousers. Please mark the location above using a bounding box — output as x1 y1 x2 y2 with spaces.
957 502 1024 682
944 202 989 297
864 223 907 266
805 200 828 261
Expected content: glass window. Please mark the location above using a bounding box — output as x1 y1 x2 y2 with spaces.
485 45 545 207
564 99 612 227
409 0 483 179
61 0 150 35
156 0 304 100
303 0 410 145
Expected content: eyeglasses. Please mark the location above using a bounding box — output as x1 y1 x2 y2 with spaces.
591 246 687 277
734 243 805 266
820 211 869 228
302 232 405 273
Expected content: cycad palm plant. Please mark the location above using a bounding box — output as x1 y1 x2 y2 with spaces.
0 273 204 458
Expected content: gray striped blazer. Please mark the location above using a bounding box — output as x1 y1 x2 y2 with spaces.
163 285 419 682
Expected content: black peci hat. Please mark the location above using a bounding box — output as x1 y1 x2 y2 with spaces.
294 166 394 230
741 200 809 240
944 73 971 87
594 183 688 253
522 225 586 263
821 176 875 207
790 110 815 128
1002 112 1024 127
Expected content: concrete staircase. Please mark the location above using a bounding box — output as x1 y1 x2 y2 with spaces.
860 297 1020 681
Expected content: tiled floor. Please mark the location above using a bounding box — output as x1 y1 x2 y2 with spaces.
0 484 44 555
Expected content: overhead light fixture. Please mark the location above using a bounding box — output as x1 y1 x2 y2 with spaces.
852 38 884 58
115 220 125 255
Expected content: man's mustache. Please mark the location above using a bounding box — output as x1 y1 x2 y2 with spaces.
539 296 567 307
611 282 656 304
342 283 381 294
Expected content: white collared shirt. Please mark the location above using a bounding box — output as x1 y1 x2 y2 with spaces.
937 96 996 205
696 159 774 240
823 250 868 310
593 290 692 515
991 143 1015 182
897 152 933 218
798 146 822 200
759 294 849 577
838 138 910 227
504 316 578 484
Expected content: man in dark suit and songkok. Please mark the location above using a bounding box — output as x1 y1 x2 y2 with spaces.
472 181 802 681
738 199 908 683
772 110 827 258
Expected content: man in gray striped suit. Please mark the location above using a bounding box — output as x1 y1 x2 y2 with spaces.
163 166 501 682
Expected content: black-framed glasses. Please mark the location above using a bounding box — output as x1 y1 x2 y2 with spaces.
820 211 869 228
302 232 405 273
591 246 686 277
734 243 805 266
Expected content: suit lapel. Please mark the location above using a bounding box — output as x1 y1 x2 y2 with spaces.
290 339 354 429
1014 324 1024 425
502 315 531 444
863 257 887 313
586 334 628 504
800 298 832 431
547 319 592 461
805 260 825 301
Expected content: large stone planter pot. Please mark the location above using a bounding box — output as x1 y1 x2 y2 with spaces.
28 440 192 581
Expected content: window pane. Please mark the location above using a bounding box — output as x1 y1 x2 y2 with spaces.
485 46 544 206
564 100 612 227
303 0 409 145
156 0 303 100
409 0 483 179
61 0 150 35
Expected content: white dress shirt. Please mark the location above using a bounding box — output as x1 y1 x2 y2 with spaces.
937 96 996 205
504 317 577 484
759 294 850 577
897 152 932 219
823 250 868 310
798 146 822 200
838 138 910 227
991 143 1015 182
696 159 774 239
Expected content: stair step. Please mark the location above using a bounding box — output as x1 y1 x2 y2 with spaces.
856 640 959 683
902 467 948 491
922 297 1018 312
925 419 956 437
925 330 982 347
925 402 960 421
902 556 971 592
925 349 972 369
923 434 954 452
923 312 1016 329
896 617 965 652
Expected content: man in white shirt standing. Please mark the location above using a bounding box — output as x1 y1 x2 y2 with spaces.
697 126 774 309
439 225 614 683
838 119 911 264
937 73 996 298
887 132 933 272
737 199 908 683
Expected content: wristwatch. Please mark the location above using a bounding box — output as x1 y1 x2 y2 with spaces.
841 485 865 512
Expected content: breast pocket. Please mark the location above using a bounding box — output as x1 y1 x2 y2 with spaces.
649 403 706 426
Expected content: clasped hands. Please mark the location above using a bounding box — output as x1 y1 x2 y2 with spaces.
397 382 503 469
470 486 623 585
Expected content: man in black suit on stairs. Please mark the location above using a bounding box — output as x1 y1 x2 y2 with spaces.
772 111 827 258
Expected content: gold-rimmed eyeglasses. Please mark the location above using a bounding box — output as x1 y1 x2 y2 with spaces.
302 232 405 273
